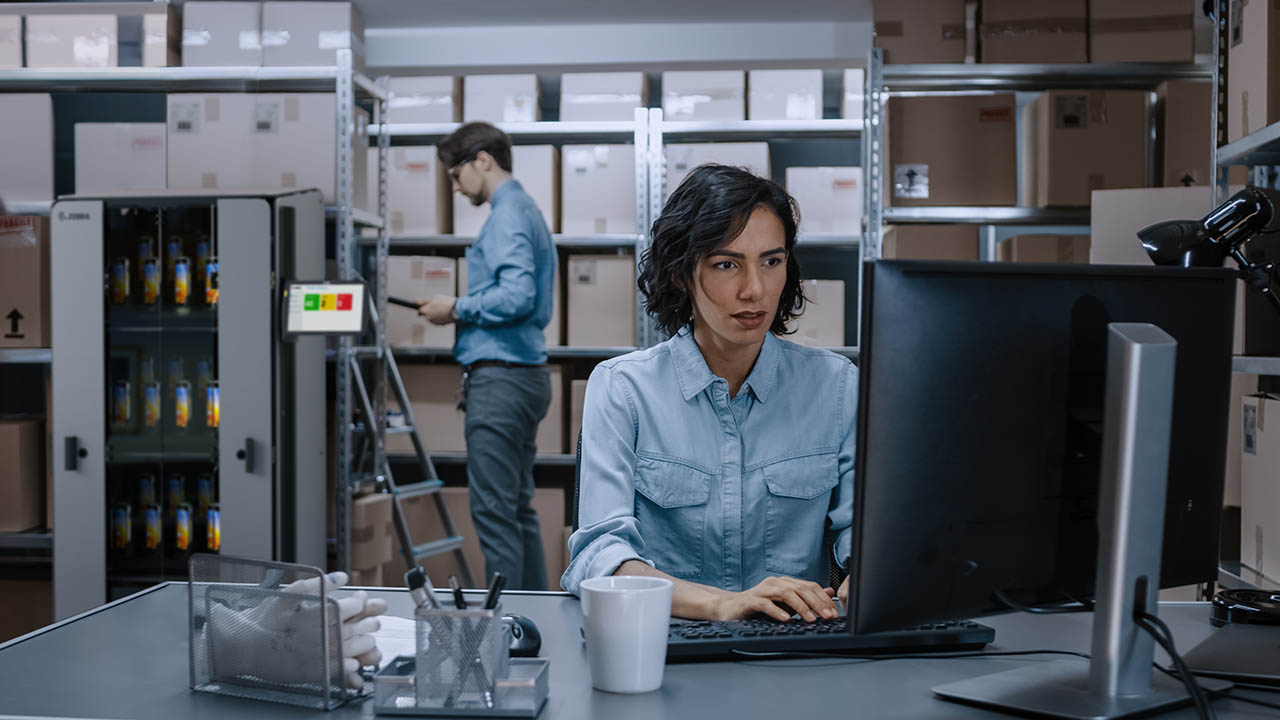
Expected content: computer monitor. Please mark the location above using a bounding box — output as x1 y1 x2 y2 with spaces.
850 261 1236 636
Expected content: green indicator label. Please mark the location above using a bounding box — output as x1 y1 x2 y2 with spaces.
303 294 320 311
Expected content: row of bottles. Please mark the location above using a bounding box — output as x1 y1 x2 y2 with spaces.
110 471 221 559
108 235 219 308
111 355 219 432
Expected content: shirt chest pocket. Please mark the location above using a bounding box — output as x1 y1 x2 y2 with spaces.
762 453 839 577
634 457 713 580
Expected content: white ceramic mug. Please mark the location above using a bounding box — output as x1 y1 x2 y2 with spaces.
579 576 674 693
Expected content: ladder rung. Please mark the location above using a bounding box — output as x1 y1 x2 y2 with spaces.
349 473 379 490
352 345 383 357
387 425 413 435
391 479 443 499
413 536 464 559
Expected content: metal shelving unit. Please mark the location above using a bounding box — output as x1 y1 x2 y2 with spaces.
365 234 642 249
0 349 51 364
0 65 388 98
391 346 639 360
1233 356 1280 375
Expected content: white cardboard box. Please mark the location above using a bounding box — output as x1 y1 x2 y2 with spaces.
389 76 460 123
843 68 865 120
567 254 636 347
387 364 466 454
25 14 117 68
371 145 450 235
662 71 745 121
0 95 54 205
561 145 636 235
790 279 845 347
256 94 368 206
181 2 263 67
464 74 540 123
569 379 587 448
537 365 565 454
261 2 364 69
1241 394 1280 581
141 10 180 67
74 123 167 193
0 15 22 69
665 142 770 200
386 256 456 349
458 246 562 347
455 145 559 235
166 93 259 190
748 69 823 121
560 72 647 122
1225 372 1259 507
785 167 863 233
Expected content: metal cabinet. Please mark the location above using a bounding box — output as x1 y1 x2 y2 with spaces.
51 189 326 618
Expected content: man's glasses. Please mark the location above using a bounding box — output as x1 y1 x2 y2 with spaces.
448 156 477 182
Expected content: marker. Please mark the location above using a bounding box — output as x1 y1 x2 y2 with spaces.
405 566 442 609
449 575 467 609
482 572 506 610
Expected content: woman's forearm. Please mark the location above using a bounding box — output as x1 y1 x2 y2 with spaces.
613 559 728 620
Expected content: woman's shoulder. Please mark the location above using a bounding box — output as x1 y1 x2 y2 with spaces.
774 336 856 375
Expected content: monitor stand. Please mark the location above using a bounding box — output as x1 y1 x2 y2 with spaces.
932 323 1232 720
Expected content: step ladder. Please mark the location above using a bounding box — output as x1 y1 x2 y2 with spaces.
348 301 475 588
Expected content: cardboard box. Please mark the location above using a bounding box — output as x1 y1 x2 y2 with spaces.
386 256 456 349
407 487 567 590
458 249 562 347
567 255 636 347
0 580 52 643
661 71 745 121
181 2 263 67
257 94 369 206
0 94 54 205
561 145 636 235
1241 394 1280 581
888 94 1016 207
997 235 1091 264
842 69 865 121
351 492 393 570
1225 373 1259 507
0 217 50 350
1026 90 1149 208
74 123 167 194
665 142 770 200
387 365 465 454
0 15 23 69
1088 186 1226 265
569 379 587 449
560 72 648 122
1156 81 1212 187
748 70 823 121
1227 0 1280 143
872 0 966 64
537 365 565 454
348 565 383 587
785 167 863 233
25 14 117 68
389 76 461 123
1241 235 1280 356
979 0 1086 63
1090 0 1195 64
261 2 364 69
464 74 540 123
881 224 980 260
0 420 43 532
791 279 845 347
455 145 559 235
371 145 451 235
140 9 181 67
166 93 261 190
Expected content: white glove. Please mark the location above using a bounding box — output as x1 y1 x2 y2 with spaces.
206 571 387 690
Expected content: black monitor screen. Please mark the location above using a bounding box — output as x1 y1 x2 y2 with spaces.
850 261 1236 634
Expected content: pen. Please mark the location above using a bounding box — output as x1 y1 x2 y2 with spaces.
404 566 442 609
449 575 467 609
482 572 506 610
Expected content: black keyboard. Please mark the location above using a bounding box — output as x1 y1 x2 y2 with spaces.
666 617 995 662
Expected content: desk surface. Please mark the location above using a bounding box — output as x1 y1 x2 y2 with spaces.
0 584 1274 719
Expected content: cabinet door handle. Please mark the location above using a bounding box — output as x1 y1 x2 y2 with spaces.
235 437 255 473
65 436 87 471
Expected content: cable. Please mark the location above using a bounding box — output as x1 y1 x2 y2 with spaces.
730 648 1091 662
994 589 1094 614
1137 612 1215 720
1157 665 1280 715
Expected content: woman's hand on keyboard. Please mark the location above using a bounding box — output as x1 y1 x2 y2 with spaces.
713 576 839 623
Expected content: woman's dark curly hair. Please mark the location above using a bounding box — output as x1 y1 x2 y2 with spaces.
638 164 806 336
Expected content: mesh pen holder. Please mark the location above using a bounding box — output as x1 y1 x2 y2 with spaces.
414 604 510 711
188 554 362 711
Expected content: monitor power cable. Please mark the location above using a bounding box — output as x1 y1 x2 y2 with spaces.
1135 610 1215 720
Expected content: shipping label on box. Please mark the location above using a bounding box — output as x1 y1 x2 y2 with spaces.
748 70 822 121
567 255 636 347
181 1 264 67
0 217 50 349
464 74 540 123
665 142 770 199
1241 394 1280 581
0 94 54 205
75 123 168 194
785 167 863 233
167 94 259 190
661 71 745 121
389 77 461 123
387 256 456 349
872 0 966 63
561 145 636 235
561 72 647 122
1030 90 1149 208
25 14 117 68
888 94 1017 206
455 145 558 235
790 279 845 347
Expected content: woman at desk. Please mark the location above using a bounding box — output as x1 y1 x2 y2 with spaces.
561 164 856 623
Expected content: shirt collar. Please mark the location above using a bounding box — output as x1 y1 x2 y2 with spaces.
670 326 781 403
489 178 521 208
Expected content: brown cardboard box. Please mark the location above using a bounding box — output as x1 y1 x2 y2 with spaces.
1242 235 1280 356
881 225 980 260
980 0 1086 63
888 94 1017 207
1156 81 1212 187
1227 0 1280 142
1089 0 1195 64
25 14 117 68
1026 90 1149 208
351 492 393 570
396 487 567 590
0 419 43 532
1225 373 1259 508
0 580 52 643
386 256 456 350
997 235 1091 263
536 365 565 454
872 0 966 64
790 279 845 347
349 565 384 587
387 365 466 454
0 217 50 349
567 255 636 347
569 379 587 449
1242 394 1280 581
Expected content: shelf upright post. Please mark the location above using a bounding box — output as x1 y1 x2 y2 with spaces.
633 107 654 348
373 74 391 501
1213 0 1230 207
334 47 357 573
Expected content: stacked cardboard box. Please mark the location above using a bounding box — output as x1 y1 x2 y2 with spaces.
0 217 50 350
881 225 980 260
350 492 393 585
0 16 20 69
980 0 1086 63
388 77 461 123
560 73 647 122
786 167 863 233
567 255 636 347
569 379 588 449
74 123 168 194
464 74 540 123
748 70 822 121
661 71 745 121
1227 0 1280 143
1025 90 1149 207
386 257 457 350
888 94 1017 206
181 2 262 66
0 580 51 643
0 95 54 205
842 69 865 120
0 419 43 532
872 0 966 63
1089 0 1195 64
1242 394 1280 582
997 235 1090 264
370 146 451 236
665 143 770 200
454 145 559 236
387 365 466 454
790 279 845 348
561 145 636 235
261 2 363 69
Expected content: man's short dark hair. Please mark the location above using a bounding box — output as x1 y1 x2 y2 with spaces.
638 164 806 337
437 122 513 173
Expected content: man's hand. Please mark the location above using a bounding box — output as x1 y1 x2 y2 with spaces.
712 576 839 622
418 295 457 325
837 576 849 607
